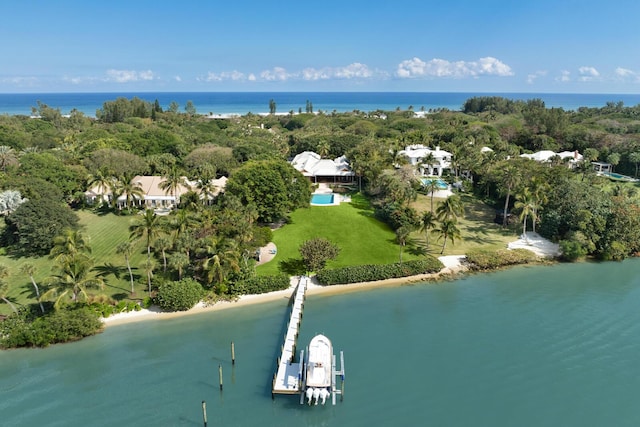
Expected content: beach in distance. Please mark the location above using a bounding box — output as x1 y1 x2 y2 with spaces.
3 91 640 117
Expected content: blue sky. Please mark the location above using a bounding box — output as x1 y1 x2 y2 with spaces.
1 0 639 93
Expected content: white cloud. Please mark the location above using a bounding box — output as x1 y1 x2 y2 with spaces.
396 56 513 78
105 69 155 83
578 66 600 81
0 76 39 86
615 67 635 77
556 70 571 82
260 67 290 81
300 63 376 81
526 70 547 84
248 73 256 81
174 75 182 82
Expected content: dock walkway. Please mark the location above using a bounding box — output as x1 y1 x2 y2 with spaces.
272 276 307 395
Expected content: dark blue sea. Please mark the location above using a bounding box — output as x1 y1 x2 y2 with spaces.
1 92 640 117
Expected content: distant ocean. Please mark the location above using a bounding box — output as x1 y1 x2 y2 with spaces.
1 92 640 117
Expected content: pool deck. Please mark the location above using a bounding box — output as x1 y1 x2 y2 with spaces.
310 184 348 206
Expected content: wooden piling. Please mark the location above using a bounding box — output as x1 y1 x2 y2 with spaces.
202 401 208 427
218 364 223 391
231 341 235 365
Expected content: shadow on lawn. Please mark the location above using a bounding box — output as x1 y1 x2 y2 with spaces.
278 258 306 276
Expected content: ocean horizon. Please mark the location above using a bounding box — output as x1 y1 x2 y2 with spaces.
2 91 640 117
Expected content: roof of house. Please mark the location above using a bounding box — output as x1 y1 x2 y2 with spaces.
520 150 583 163
291 151 354 177
399 144 452 160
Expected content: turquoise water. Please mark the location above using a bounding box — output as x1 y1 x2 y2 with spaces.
603 172 637 181
421 177 448 189
3 260 640 426
311 193 334 205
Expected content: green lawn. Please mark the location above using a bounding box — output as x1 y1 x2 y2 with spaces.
0 211 148 316
257 193 421 276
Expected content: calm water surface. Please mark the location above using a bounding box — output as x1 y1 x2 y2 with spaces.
2 260 640 426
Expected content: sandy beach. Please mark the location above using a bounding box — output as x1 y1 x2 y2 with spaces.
103 234 558 328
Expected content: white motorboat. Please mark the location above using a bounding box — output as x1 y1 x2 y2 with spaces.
304 334 332 405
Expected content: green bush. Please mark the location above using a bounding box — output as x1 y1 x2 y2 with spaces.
465 248 538 271
559 240 588 262
232 274 290 295
0 306 103 349
316 257 444 285
155 278 204 311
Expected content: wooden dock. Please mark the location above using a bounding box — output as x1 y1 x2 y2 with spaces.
271 276 307 396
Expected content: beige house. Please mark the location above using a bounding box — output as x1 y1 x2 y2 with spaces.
85 175 226 210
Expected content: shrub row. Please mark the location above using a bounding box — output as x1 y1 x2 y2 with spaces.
316 257 444 286
89 300 142 318
0 306 103 349
155 278 204 312
465 248 538 271
232 274 291 295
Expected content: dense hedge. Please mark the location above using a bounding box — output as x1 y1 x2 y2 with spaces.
0 306 103 349
232 274 291 295
316 257 444 286
155 278 204 311
465 248 538 271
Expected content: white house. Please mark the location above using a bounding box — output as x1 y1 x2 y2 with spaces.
519 150 583 168
290 151 355 183
398 144 452 177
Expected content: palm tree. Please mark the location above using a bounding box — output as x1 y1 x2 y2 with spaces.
497 163 521 227
113 173 144 210
130 209 164 264
395 226 412 263
86 169 115 205
435 194 464 223
434 219 461 255
420 211 437 248
514 188 535 241
50 229 91 260
20 263 45 313
153 236 172 272
116 241 135 294
0 266 18 314
421 152 436 176
0 145 18 172
43 254 103 308
422 178 439 212
317 140 331 158
142 259 155 294
168 252 189 280
159 166 187 207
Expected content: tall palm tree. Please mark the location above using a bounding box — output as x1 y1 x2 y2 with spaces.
195 165 218 205
159 166 187 207
50 229 91 260
116 241 135 294
86 169 115 205
497 163 521 227
395 226 412 263
153 236 172 272
435 194 464 223
434 219 461 254
113 173 144 210
514 188 535 241
0 265 18 314
422 179 439 212
420 211 437 248
130 209 164 264
20 263 45 313
43 254 103 308
142 259 155 294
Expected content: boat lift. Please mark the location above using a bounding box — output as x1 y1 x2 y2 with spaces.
271 276 345 405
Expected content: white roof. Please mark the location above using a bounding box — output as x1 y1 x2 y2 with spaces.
291 151 354 177
399 144 451 161
520 150 583 163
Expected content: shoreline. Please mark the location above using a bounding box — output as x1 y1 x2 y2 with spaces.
103 233 559 328
103 255 467 327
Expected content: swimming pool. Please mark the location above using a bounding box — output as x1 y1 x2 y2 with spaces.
421 178 448 189
311 193 335 205
602 172 638 181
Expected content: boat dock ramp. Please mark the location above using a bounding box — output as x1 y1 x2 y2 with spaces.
271 276 344 405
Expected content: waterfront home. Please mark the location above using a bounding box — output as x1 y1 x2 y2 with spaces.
398 144 452 177
85 175 226 210
519 150 583 168
290 151 355 184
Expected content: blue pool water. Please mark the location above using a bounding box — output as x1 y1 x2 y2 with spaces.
311 193 335 205
421 178 448 189
603 172 637 181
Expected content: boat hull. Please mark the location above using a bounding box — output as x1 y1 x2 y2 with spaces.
305 334 333 388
